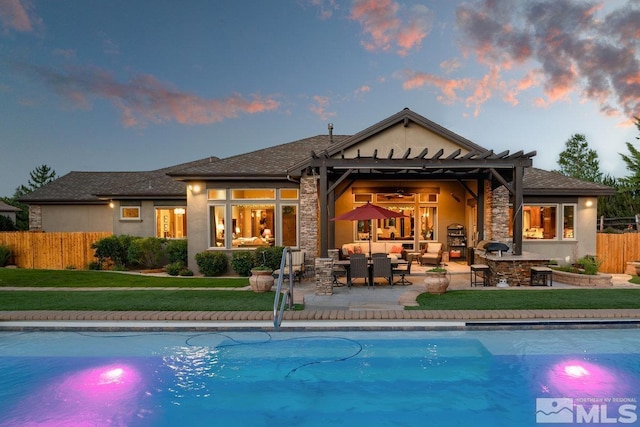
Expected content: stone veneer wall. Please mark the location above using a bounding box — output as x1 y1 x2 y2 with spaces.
490 185 510 243
299 174 319 265
28 205 42 231
476 253 549 286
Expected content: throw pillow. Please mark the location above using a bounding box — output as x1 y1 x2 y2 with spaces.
391 245 403 254
354 245 363 254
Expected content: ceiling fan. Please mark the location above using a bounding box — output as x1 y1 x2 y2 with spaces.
383 189 413 199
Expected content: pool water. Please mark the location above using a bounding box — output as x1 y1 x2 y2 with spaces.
0 329 639 426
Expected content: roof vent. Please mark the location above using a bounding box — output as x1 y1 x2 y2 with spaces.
328 123 334 143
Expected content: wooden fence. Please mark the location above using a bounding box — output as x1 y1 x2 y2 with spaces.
596 232 640 274
0 232 112 270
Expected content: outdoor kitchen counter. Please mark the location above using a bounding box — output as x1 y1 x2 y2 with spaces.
474 250 551 286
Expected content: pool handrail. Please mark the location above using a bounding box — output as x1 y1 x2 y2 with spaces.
273 247 295 330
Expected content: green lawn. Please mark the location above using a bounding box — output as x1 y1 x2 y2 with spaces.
0 290 275 311
0 269 248 288
1 269 639 312
410 289 640 310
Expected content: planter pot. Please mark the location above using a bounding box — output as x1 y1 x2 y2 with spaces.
249 269 274 292
424 272 450 295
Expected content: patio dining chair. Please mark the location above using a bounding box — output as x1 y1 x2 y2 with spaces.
349 253 369 287
393 253 413 285
372 253 393 287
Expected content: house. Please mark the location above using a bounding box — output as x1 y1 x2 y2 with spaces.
21 108 614 273
0 201 21 224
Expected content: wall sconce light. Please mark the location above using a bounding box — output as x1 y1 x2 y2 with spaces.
585 200 593 207
188 184 201 193
109 201 114 209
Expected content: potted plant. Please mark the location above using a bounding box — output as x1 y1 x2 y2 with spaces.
249 252 274 292
424 266 449 295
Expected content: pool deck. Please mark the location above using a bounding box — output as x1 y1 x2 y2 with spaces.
1 267 640 329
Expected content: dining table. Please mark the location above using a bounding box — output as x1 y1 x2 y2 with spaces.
334 258 407 287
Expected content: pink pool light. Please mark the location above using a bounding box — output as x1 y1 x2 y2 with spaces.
6 363 148 426
546 359 624 397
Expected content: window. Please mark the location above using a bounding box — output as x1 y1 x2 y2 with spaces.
420 206 437 241
280 189 298 199
209 205 226 247
156 208 187 238
208 187 298 249
281 205 297 247
120 207 140 220
563 205 576 239
207 189 226 200
523 205 557 239
229 204 276 247
231 189 275 199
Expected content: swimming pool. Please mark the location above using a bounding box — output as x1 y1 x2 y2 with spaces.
0 329 639 426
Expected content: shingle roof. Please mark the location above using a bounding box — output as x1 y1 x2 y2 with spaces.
523 168 615 196
19 120 614 204
20 157 219 203
167 135 349 178
0 201 20 212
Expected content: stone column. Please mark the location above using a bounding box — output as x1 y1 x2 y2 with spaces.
315 257 333 295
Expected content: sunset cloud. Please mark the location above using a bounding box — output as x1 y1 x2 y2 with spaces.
14 63 280 127
309 95 335 121
0 0 34 32
454 0 640 120
350 0 433 56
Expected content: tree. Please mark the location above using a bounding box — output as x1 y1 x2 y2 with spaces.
619 117 640 191
555 133 602 182
4 164 58 230
14 164 57 198
597 174 640 219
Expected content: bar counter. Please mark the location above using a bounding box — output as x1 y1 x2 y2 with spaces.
473 250 550 286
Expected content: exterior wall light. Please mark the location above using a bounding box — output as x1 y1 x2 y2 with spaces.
585 200 593 207
188 184 201 193
109 201 114 209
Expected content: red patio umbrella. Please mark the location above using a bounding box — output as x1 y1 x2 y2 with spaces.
332 202 408 255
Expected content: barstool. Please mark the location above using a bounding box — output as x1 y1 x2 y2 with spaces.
470 264 490 287
530 266 553 286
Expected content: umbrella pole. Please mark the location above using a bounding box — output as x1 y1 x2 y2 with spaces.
369 219 372 256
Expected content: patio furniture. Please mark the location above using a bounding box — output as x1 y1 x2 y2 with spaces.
470 264 490 287
272 250 305 283
420 242 443 266
371 253 393 287
530 266 553 286
393 253 413 285
349 253 369 287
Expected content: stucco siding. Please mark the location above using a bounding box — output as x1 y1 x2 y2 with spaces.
40 205 112 232
341 122 469 158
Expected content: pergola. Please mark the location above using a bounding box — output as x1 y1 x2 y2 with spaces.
307 147 535 257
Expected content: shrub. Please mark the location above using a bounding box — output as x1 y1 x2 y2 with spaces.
92 235 137 268
0 245 11 267
88 261 102 270
165 261 183 276
127 237 165 269
254 246 284 270
231 251 254 276
601 227 622 234
0 215 17 231
576 255 602 275
179 268 194 276
195 251 228 276
166 239 188 264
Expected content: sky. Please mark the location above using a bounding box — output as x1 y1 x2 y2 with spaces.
1 0 639 198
